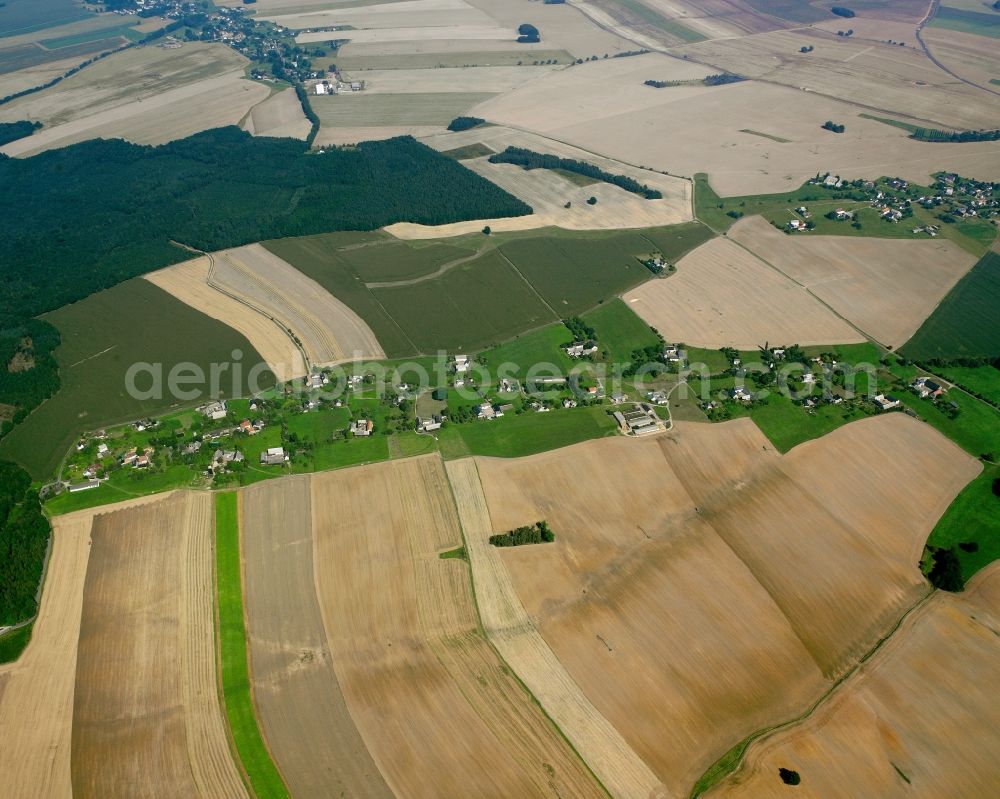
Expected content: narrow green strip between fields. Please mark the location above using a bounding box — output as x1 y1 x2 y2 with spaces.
215 492 289 799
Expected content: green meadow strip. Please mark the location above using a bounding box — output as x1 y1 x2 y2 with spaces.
215 492 289 799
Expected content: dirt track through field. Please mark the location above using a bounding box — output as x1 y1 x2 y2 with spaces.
445 457 666 799
242 475 392 799
311 456 606 799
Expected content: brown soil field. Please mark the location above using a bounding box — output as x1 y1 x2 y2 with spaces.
622 236 863 349
445 458 664 799
390 124 690 237
241 475 393 799
472 58 1000 195
0 44 267 157
710 563 1000 798
243 86 312 140
0 495 171 799
922 26 1000 89
729 215 978 348
210 244 386 366
145 257 307 382
311 456 606 799
470 414 979 793
71 492 246 798
667 29 1000 130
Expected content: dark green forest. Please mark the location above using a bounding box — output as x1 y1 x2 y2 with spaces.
0 461 50 626
488 147 663 199
0 320 60 438
0 126 530 424
0 120 40 146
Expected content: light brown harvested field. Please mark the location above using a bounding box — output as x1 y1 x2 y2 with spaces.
0 45 269 157
667 29 1000 130
0 54 85 98
922 26 1000 89
642 0 788 39
561 0 669 51
390 124 690 237
145 257 307 382
0 495 169 799
336 45 574 69
473 57 1000 195
710 563 1000 799
313 123 444 144
340 64 556 93
311 456 606 799
471 415 979 793
445 458 664 799
296 25 512 45
71 493 247 798
729 215 978 348
243 86 311 139
314 91 493 130
242 476 392 799
273 0 494 31
0 43 249 127
812 15 921 47
622 236 863 349
210 244 386 366
337 37 574 59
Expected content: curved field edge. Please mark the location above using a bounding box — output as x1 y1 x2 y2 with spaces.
215 491 289 799
0 623 32 663
688 589 935 798
925 464 1000 582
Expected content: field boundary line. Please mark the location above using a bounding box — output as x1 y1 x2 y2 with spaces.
689 587 937 797
496 249 562 320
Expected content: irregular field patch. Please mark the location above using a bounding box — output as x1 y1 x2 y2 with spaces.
622 236 863 349
729 215 977 349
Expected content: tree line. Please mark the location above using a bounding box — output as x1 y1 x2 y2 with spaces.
489 520 555 547
488 147 663 199
0 121 41 147
0 461 50 626
909 128 1000 143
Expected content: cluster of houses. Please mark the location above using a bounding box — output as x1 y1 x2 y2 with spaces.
313 75 365 95
613 405 664 436
565 341 598 358
260 447 288 466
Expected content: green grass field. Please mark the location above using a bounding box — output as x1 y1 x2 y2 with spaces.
373 250 556 353
39 22 136 49
0 622 31 664
582 298 661 364
500 231 653 314
933 364 1000 406
215 492 289 799
0 279 273 480
437 405 617 459
638 221 715 262
335 238 477 283
901 252 1000 360
932 5 1000 38
926 464 1000 581
894 390 1000 459
480 322 574 375
611 0 705 42
440 142 496 160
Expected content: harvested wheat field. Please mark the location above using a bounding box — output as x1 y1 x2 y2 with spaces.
622 236 863 349
241 475 392 799
473 60 1000 195
71 492 247 799
467 414 978 795
342 64 556 94
243 86 311 140
923 26 1000 90
145 257 306 382
730 215 978 348
274 0 498 32
668 29 1000 131
445 458 664 799
311 456 606 799
210 244 385 366
0 495 172 799
710 563 1000 799
0 44 267 157
638 0 787 39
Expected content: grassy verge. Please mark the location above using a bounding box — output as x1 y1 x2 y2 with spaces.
215 492 289 799
0 623 32 664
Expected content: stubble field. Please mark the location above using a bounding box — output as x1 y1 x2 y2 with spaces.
729 215 978 349
623 235 864 349
710 563 1000 798
0 43 269 156
465 414 978 794
243 86 311 140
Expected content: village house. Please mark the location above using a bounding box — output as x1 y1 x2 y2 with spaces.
351 419 374 436
647 390 669 405
213 449 244 471
97 443 110 457
873 394 901 411
67 479 101 493
563 398 578 409
732 386 753 403
911 376 945 399
787 219 804 231
833 208 854 220
260 447 287 465
610 392 628 404
417 415 443 432
453 355 471 374
239 419 259 436
121 448 138 466
200 400 228 421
